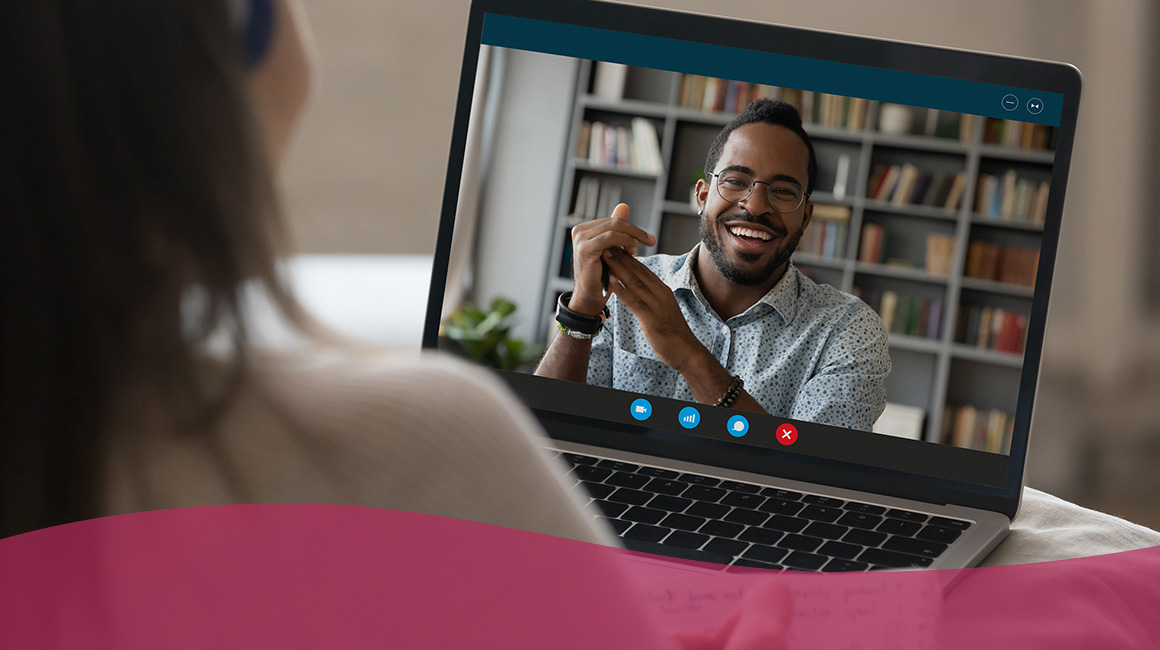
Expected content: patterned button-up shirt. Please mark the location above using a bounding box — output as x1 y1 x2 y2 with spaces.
587 246 891 431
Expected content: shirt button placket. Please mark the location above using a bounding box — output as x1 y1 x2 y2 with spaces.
719 324 731 365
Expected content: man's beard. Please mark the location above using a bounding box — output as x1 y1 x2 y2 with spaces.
699 210 804 287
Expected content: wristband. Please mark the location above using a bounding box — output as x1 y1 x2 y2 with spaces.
556 291 609 337
715 375 745 408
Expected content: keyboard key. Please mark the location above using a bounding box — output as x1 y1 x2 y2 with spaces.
782 552 828 571
916 525 962 544
858 548 933 568
842 502 887 515
636 466 680 479
928 516 973 530
683 486 728 502
719 481 762 493
837 512 884 530
648 495 693 513
721 492 766 509
660 513 707 532
760 488 803 500
759 498 804 516
843 529 887 547
643 479 688 495
623 507 667 525
597 460 640 473
877 519 922 536
818 541 862 560
609 488 652 506
884 509 929 523
665 531 710 550
596 500 629 518
883 536 948 558
802 495 845 507
739 528 783 546
606 472 652 489
679 473 721 486
572 466 613 482
687 502 730 519
802 522 847 540
763 515 808 533
822 559 869 572
623 524 671 543
724 508 769 527
799 505 843 523
704 538 748 557
599 517 631 535
777 534 823 552
622 538 732 566
563 453 598 465
700 520 745 538
578 481 615 499
742 544 788 564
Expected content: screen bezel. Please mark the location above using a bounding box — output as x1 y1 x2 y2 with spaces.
424 0 1082 519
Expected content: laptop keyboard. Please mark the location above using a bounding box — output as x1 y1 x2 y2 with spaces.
559 452 971 572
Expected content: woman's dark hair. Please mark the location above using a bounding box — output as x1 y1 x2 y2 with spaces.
0 1 304 537
704 98 818 196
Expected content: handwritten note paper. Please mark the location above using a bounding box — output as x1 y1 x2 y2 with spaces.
627 558 941 650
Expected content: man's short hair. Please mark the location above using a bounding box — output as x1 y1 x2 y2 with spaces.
704 99 818 197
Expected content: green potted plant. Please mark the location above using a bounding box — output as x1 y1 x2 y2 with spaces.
440 296 543 372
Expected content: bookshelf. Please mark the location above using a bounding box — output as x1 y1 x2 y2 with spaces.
537 60 1056 449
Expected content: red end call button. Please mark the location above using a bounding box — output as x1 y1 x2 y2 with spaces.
776 423 798 445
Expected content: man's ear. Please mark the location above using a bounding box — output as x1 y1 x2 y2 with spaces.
801 201 813 232
694 177 710 213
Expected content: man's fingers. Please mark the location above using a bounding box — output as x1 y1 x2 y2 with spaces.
602 247 664 293
574 206 656 248
610 202 631 222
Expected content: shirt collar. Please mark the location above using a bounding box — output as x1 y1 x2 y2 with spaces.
665 245 801 324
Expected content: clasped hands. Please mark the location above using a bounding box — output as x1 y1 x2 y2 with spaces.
569 204 709 373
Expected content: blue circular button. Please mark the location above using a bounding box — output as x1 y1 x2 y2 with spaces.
630 398 653 421
678 406 701 429
726 415 749 437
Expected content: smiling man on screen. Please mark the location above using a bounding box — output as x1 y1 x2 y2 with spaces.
536 99 890 431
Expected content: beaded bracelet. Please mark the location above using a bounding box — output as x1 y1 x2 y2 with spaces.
715 375 745 408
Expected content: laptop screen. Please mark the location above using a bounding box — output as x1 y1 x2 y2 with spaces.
427 0 1079 514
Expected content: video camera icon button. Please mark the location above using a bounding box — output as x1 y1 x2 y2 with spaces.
1001 94 1019 111
727 415 749 437
630 398 653 421
776 423 798 445
678 406 701 429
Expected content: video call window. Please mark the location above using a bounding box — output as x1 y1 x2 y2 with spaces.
450 47 1056 457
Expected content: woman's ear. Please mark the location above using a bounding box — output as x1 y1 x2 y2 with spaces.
247 0 316 168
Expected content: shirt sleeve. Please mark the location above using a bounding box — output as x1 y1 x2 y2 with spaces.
788 304 891 431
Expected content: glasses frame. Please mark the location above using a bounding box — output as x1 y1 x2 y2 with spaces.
707 170 809 214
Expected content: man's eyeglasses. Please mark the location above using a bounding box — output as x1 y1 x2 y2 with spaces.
708 170 808 213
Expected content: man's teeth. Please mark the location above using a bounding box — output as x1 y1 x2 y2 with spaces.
728 226 772 241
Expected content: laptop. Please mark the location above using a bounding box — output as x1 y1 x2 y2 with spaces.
424 0 1080 571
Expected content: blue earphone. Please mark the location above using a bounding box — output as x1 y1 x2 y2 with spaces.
231 0 275 68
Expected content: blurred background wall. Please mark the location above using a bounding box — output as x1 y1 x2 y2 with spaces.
279 0 1160 524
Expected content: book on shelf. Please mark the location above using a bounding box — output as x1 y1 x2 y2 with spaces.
798 204 850 260
924 233 955 276
866 164 966 211
965 241 1038 286
943 405 1014 454
676 74 780 114
578 119 663 175
982 118 1057 151
872 290 942 340
569 176 622 225
954 304 1029 354
592 62 627 100
974 171 1050 224
872 402 926 440
858 223 885 264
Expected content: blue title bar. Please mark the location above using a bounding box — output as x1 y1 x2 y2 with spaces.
482 14 1062 126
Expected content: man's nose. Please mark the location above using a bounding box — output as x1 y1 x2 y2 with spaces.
739 183 774 215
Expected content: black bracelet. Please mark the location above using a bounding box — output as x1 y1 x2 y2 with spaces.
715 375 744 408
556 291 610 337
